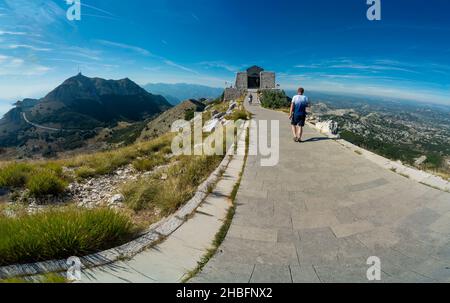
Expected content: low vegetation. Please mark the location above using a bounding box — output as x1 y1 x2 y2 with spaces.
226 109 250 121
0 207 138 266
27 170 68 197
122 155 222 214
0 163 33 188
69 133 173 178
0 273 67 284
132 153 167 172
184 109 195 121
0 133 175 195
107 121 149 146
0 163 69 197
259 90 291 109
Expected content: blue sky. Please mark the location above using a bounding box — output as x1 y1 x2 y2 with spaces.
0 0 449 115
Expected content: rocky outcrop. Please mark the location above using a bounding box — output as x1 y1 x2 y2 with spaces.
203 101 239 133
314 120 340 138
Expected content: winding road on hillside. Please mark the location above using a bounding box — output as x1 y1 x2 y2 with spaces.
22 113 61 132
22 112 84 132
192 93 450 283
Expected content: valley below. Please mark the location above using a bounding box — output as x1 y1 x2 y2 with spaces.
307 93 450 179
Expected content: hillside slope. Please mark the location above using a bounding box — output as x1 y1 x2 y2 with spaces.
140 99 206 141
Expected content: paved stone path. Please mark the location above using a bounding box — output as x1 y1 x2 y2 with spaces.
192 97 450 283
80 125 248 283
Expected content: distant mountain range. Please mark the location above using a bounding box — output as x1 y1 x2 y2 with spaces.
143 83 223 105
0 74 171 155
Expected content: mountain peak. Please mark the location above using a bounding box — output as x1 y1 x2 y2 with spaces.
45 75 149 104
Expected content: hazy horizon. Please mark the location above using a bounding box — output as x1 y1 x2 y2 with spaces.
1 76 448 118
1 0 449 115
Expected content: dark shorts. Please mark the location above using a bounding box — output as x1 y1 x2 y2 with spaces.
291 115 306 127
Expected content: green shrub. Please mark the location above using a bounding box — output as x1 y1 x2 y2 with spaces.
424 153 444 169
185 109 195 121
0 208 138 266
260 90 290 109
0 163 33 188
26 170 68 197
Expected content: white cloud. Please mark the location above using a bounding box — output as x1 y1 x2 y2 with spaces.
95 40 152 56
0 30 27 36
80 2 115 17
0 54 50 76
164 60 198 74
191 13 200 22
61 46 103 61
200 61 241 72
7 44 52 51
4 0 67 26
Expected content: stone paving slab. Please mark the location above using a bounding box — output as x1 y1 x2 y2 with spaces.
192 99 450 283
227 225 278 243
249 265 292 283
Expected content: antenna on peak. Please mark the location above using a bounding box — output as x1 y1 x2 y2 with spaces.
77 65 82 76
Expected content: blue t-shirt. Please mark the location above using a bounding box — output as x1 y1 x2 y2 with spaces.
292 95 309 116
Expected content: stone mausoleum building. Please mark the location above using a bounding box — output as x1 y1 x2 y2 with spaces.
224 66 276 101
236 66 276 90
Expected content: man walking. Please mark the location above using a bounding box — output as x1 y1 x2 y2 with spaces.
289 87 310 143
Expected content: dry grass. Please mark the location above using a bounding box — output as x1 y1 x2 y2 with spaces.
122 155 222 214
132 153 167 172
0 134 175 195
225 109 250 121
67 133 174 178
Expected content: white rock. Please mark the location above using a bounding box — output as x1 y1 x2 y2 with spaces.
212 112 226 120
315 120 339 136
109 194 124 205
203 118 221 132
228 102 237 111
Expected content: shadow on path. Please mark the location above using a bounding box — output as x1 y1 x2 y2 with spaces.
302 137 332 143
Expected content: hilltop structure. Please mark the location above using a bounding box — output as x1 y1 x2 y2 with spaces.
236 66 276 90
224 66 276 100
